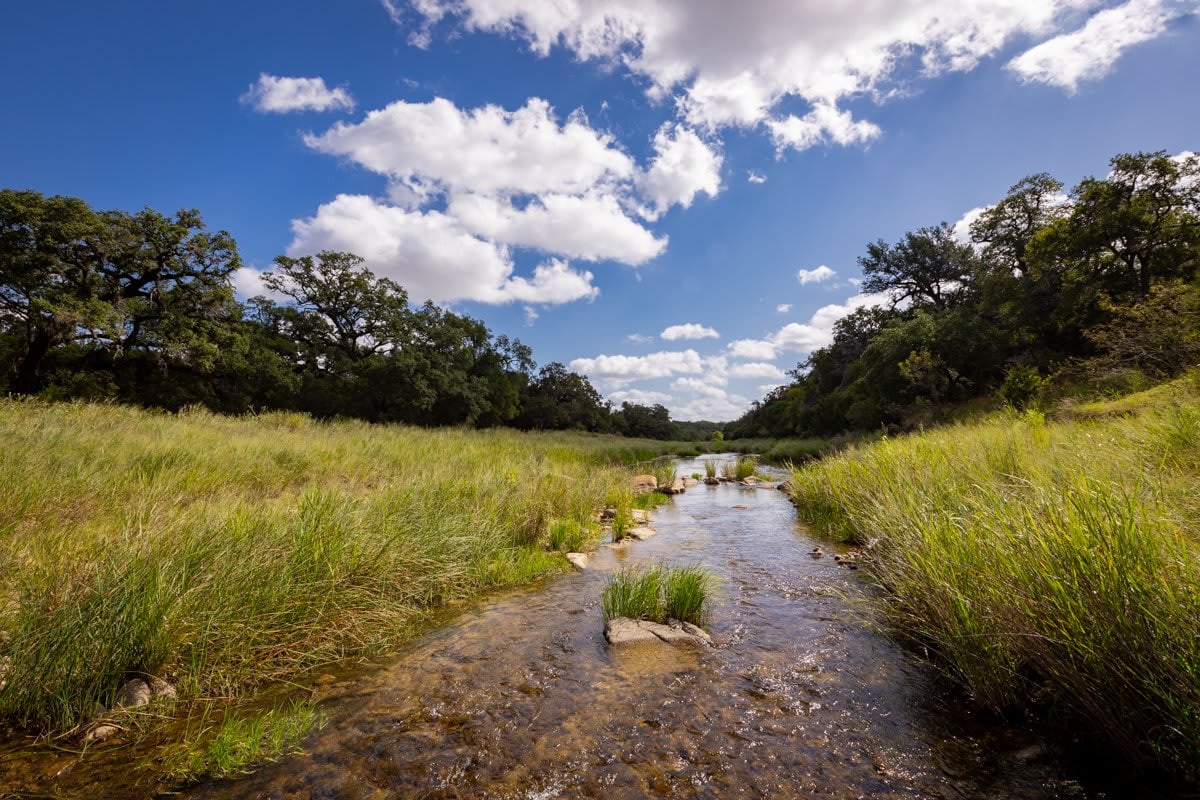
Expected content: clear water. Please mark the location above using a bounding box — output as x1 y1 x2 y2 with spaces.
3 457 1163 798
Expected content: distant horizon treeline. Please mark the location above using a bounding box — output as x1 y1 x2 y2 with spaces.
728 150 1200 439
0 189 722 440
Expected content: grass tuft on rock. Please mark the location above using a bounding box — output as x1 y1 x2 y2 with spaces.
602 564 714 627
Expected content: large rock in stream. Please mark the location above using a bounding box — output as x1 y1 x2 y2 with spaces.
604 617 712 647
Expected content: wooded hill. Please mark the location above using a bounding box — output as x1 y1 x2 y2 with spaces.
729 150 1200 438
0 191 711 438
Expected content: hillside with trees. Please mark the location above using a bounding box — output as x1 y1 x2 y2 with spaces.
729 151 1200 439
0 189 701 438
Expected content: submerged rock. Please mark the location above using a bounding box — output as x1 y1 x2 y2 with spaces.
704 477 720 486
604 617 711 647
627 526 657 541
566 552 590 570
83 723 121 745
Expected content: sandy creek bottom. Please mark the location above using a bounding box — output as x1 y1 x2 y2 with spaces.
5 457 1162 798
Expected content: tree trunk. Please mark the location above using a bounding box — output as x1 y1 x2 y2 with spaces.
11 329 52 394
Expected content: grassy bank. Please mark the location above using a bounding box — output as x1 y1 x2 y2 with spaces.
0 399 647 739
788 375 1200 779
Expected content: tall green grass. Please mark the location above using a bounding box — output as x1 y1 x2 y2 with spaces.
788 376 1200 779
0 399 639 733
602 564 714 627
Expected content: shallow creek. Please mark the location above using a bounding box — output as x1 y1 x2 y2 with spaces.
3 457 1159 798
181 456 1118 799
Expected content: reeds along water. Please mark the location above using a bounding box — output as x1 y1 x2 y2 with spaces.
788 379 1200 780
0 400 640 732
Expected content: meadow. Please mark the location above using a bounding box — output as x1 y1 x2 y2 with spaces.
0 399 665 741
788 374 1200 779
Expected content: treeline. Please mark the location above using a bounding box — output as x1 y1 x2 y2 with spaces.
0 189 711 438
729 150 1200 438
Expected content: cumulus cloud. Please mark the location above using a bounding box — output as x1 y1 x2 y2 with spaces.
448 192 666 264
748 171 768 184
306 97 633 200
727 338 779 360
776 303 791 313
797 265 837 285
1007 0 1192 92
767 104 881 152
635 124 723 219
609 389 673 405
952 206 989 244
569 349 704 386
724 291 895 361
288 194 599 305
290 95 734 304
661 323 720 341
241 74 355 113
399 0 1156 152
729 362 788 380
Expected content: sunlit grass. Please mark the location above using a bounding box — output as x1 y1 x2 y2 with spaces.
160 700 326 782
788 374 1200 779
0 399 646 733
602 564 714 627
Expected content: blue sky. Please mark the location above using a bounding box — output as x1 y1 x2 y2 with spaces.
3 0 1198 420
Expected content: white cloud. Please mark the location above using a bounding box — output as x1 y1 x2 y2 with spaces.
729 362 788 380
626 333 654 344
231 267 271 300
661 323 720 341
569 349 704 385
727 338 778 360
403 0 1129 149
1007 0 1190 92
767 104 881 152
500 258 600 304
610 389 673 405
448 192 666 264
672 377 726 398
776 303 791 313
952 206 989 244
288 194 598 305
294 95 727 305
636 124 723 219
305 97 634 200
241 74 355 113
725 291 895 361
797 265 837 285
748 171 768 184
676 390 753 422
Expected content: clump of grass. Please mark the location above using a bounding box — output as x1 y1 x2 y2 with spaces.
734 455 758 480
719 460 737 479
602 566 664 622
662 565 713 626
652 460 676 488
547 518 591 552
161 700 326 782
703 459 718 479
632 491 669 511
788 375 1200 780
602 564 714 627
